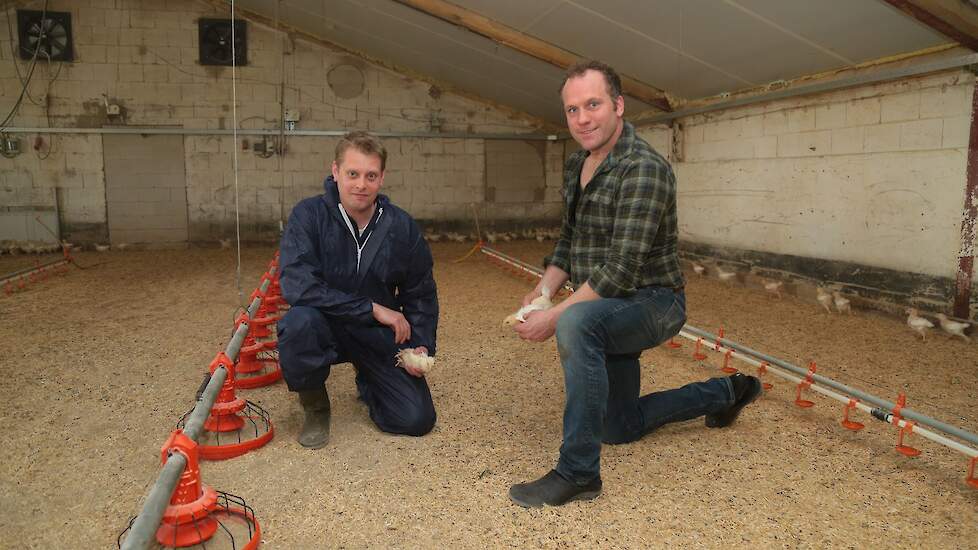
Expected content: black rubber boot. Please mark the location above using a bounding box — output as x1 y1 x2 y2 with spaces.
706 373 762 428
509 470 602 508
298 388 331 449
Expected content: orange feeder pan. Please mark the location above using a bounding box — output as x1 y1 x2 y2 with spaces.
235 342 282 390
118 430 261 549
177 353 274 460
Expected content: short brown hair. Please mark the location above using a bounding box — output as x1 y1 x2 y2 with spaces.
335 130 387 171
561 60 623 100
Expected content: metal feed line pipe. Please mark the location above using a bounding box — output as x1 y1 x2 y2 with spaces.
675 330 978 459
479 245 978 456
0 257 70 285
681 325 978 449
120 269 275 550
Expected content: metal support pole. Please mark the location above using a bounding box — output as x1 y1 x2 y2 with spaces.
954 69 978 319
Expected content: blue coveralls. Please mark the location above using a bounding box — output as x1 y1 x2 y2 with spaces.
277 177 438 436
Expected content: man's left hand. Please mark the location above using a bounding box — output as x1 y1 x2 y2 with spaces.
514 309 558 342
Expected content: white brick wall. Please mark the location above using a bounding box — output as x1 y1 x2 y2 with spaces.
672 69 975 279
0 0 560 242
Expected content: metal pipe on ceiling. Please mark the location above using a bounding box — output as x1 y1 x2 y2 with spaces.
0 127 559 140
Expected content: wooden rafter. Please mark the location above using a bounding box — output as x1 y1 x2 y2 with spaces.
392 0 674 112
881 0 978 51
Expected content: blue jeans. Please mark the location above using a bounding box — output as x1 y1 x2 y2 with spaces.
554 288 735 483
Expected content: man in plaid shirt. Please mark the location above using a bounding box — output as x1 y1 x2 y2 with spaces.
509 61 763 508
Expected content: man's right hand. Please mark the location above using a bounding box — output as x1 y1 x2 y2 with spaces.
372 303 411 344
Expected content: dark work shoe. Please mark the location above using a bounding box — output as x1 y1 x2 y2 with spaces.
706 373 763 428
297 388 331 449
509 470 602 508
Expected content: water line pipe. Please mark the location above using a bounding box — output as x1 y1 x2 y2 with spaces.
681 325 978 448
675 330 978 459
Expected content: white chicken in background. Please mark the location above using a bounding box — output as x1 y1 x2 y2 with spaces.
503 286 553 326
716 265 737 283
832 291 852 314
816 287 833 313
114 243 130 251
94 243 111 252
484 231 499 244
692 262 706 276
219 238 232 249
763 279 783 299
906 308 934 340
935 314 971 342
445 232 466 243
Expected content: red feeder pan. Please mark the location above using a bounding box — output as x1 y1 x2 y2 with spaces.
177 353 274 460
117 430 262 549
235 342 283 390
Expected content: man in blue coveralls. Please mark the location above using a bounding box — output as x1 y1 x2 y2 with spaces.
277 131 438 449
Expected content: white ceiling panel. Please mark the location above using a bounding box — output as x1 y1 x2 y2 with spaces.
232 0 955 124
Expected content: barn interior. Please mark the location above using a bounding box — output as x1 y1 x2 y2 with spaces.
1 1 976 548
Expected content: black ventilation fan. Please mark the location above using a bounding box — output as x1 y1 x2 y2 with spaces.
199 18 247 66
17 10 73 62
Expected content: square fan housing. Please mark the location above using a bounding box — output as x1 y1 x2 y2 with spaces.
198 18 247 66
17 9 74 62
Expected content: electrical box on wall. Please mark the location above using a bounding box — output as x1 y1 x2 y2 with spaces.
1 135 22 157
284 109 300 131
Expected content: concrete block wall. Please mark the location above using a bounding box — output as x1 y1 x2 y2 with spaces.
662 69 976 312
0 0 561 243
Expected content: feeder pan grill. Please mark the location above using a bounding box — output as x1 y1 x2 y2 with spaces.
177 399 274 460
119 490 261 549
235 346 282 390
118 430 261 549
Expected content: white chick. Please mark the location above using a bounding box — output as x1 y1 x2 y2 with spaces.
906 308 934 341
692 262 706 276
832 291 852 315
764 280 783 299
716 265 737 283
395 348 435 375
219 238 232 249
114 243 129 251
935 314 970 342
503 285 553 326
485 231 498 244
94 243 111 252
815 287 833 313
424 231 442 243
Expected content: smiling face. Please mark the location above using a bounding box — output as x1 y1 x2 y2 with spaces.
561 69 625 156
332 148 384 221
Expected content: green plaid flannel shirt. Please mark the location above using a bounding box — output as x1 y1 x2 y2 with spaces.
545 121 685 298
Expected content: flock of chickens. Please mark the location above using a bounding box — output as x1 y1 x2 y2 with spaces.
690 260 973 343
424 227 562 244
3 235 972 343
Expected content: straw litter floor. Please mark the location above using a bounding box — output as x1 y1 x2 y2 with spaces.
0 241 976 549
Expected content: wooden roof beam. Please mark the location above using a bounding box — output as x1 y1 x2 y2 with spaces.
881 0 978 51
392 0 674 112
